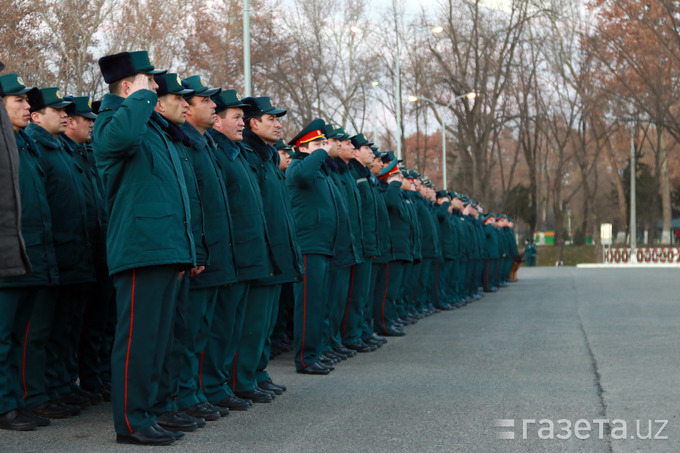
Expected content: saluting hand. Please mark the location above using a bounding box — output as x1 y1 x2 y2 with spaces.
128 74 157 95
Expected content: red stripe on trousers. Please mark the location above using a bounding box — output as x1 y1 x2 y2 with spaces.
124 270 135 433
381 263 390 331
342 267 355 337
300 255 307 368
22 320 30 398
232 350 238 392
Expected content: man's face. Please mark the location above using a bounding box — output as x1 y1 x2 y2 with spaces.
328 137 340 158
251 113 282 144
369 156 384 176
66 115 94 144
3 94 31 131
32 106 68 136
214 107 245 142
158 94 189 125
278 150 291 171
338 139 355 162
187 96 216 132
299 138 327 154
353 144 373 166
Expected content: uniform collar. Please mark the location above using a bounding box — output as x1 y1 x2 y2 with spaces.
180 121 208 150
206 128 242 161
243 128 274 161
25 123 62 150
15 129 40 157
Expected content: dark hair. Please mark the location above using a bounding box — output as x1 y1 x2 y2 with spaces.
244 113 264 130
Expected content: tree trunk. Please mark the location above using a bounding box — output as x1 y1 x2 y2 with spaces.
659 128 672 244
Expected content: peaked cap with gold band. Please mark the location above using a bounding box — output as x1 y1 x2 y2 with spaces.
154 73 195 97
0 73 37 97
212 89 250 114
64 96 97 119
289 118 326 148
27 87 72 113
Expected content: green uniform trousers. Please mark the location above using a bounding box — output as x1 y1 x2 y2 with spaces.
294 254 330 371
234 284 280 392
111 265 179 435
202 282 249 404
78 267 115 390
341 260 372 345
372 261 407 333
0 287 44 414
255 284 282 386
324 267 351 351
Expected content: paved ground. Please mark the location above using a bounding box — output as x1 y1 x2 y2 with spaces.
3 267 680 452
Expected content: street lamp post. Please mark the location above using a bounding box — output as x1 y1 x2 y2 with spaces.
629 119 637 259
408 92 476 190
243 0 251 96
351 25 443 160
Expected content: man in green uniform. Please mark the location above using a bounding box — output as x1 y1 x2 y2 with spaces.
373 157 410 336
59 96 110 404
0 74 56 430
286 118 339 374
343 134 386 351
93 51 196 445
147 73 217 431
203 90 273 410
24 88 96 415
240 96 303 389
323 124 366 364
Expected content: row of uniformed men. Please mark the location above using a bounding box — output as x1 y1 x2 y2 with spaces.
0 50 518 444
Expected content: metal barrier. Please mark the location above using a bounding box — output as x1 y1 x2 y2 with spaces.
603 247 680 264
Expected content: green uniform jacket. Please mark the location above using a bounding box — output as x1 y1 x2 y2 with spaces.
207 128 275 282
471 218 485 260
327 158 362 269
60 135 108 268
436 202 455 260
92 91 196 275
414 195 441 260
348 160 380 258
180 122 238 287
382 181 413 262
286 149 339 257
0 130 58 287
373 180 393 265
26 123 94 284
450 211 464 259
242 129 302 285
484 224 501 259
403 192 422 262
165 119 209 267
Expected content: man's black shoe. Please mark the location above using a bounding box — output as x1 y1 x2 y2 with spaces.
116 426 175 445
259 380 283 395
297 362 330 375
32 401 71 419
234 388 274 403
153 423 185 439
262 379 286 392
156 411 198 432
345 341 375 353
377 327 406 337
216 394 251 411
18 408 50 427
59 392 90 410
183 403 220 421
0 409 36 431
334 345 357 357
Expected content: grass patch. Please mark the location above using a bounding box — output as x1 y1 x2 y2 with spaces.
530 245 599 266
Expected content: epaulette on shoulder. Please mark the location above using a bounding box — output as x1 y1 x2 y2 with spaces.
243 144 255 152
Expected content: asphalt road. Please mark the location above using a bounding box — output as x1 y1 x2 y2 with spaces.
3 267 679 453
